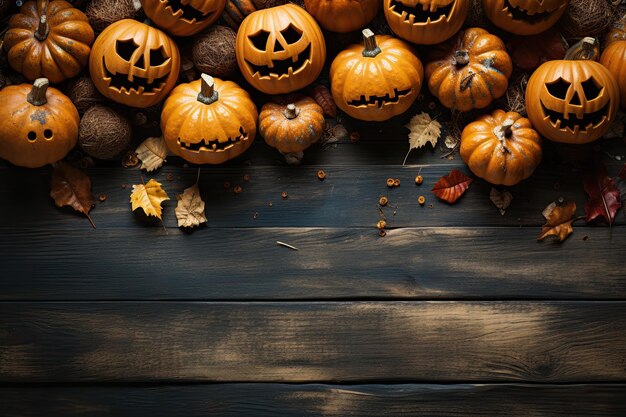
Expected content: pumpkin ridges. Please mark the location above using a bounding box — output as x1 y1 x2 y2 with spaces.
600 41 626 109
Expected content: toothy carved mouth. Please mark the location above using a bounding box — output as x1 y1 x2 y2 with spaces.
161 0 215 23
541 101 610 133
246 44 312 79
347 88 412 108
102 58 168 94
389 0 454 24
502 0 555 23
178 128 248 152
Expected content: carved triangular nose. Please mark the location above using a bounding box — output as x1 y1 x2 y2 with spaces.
570 91 581 106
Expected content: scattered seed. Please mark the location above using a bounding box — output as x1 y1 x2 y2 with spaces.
234 185 242 194
393 178 400 187
224 181 231 189
98 193 107 202
378 229 387 237
379 196 389 206
281 191 288 199
415 175 423 185
268 202 273 207
317 170 326 180
121 184 127 189
418 195 426 205
428 203 434 209
253 212 258 219
122 151 139 168
243 174 251 182
349 131 360 143
376 220 387 230
166 173 174 181
386 178 395 187
428 101 437 110
583 235 589 241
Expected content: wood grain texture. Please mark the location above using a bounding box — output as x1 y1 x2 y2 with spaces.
1 227 625 300
2 384 626 416
1 302 625 382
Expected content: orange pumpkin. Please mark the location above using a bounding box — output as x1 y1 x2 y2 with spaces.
461 109 542 186
482 0 568 36
235 4 326 94
526 38 619 144
141 0 226 36
0 78 79 168
383 0 469 45
604 14 626 48
161 74 258 165
304 0 380 33
330 29 423 121
425 28 512 112
600 41 626 109
89 19 180 108
4 0 94 83
259 96 325 154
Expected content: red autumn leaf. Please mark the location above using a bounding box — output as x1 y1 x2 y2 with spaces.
583 163 622 225
308 83 337 118
432 169 473 204
50 161 96 228
508 29 568 72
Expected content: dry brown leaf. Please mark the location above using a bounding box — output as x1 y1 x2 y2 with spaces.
538 200 577 242
175 184 207 228
50 161 96 228
490 188 513 215
444 135 458 149
130 179 170 219
136 137 168 172
404 112 442 165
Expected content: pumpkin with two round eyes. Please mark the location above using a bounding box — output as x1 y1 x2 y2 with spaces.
461 109 542 186
526 38 620 144
0 78 79 168
259 96 325 154
236 4 326 94
600 41 626 109
304 0 380 33
4 0 94 83
89 19 180 108
482 0 568 36
161 74 258 165
383 0 469 45
425 28 512 112
141 0 226 37
330 29 424 122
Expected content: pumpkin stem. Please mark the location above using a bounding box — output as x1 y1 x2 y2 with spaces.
283 104 300 120
564 37 600 61
495 122 514 154
361 29 381 58
27 78 49 106
197 74 219 105
34 15 49 41
452 50 470 66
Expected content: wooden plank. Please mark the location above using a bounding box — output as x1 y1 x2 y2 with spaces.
1 162 624 229
1 384 625 416
1 227 625 301
1 302 624 382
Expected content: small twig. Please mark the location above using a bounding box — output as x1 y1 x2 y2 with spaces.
195 167 201 185
277 241 299 251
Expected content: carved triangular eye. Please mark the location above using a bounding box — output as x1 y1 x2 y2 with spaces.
116 39 138 62
280 24 303 45
149 47 168 66
249 29 271 51
546 78 571 100
581 78 602 101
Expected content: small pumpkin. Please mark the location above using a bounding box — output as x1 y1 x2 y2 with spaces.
304 0 380 33
482 0 568 36
4 0 94 83
0 78 79 168
526 37 619 144
383 0 469 45
600 41 626 109
235 4 326 94
259 96 325 154
461 109 542 186
89 19 180 108
330 29 423 121
161 74 258 165
425 27 512 112
141 0 226 36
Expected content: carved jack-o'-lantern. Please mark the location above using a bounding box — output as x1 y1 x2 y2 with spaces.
330 29 424 121
526 38 619 144
89 19 180 108
483 0 568 36
141 0 226 37
236 4 326 94
383 0 469 45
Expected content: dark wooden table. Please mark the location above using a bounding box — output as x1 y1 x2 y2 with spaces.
1 113 626 416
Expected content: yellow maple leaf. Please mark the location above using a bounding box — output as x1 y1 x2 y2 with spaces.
404 112 442 165
175 184 207 228
136 137 168 172
130 179 170 219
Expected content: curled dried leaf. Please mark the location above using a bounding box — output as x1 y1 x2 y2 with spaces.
538 200 577 242
50 162 96 228
136 137 168 172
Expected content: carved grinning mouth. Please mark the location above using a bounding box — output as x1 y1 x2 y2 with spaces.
246 44 312 79
102 58 168 94
540 101 610 133
389 0 454 24
178 127 249 152
347 87 412 108
502 0 555 23
161 0 215 23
